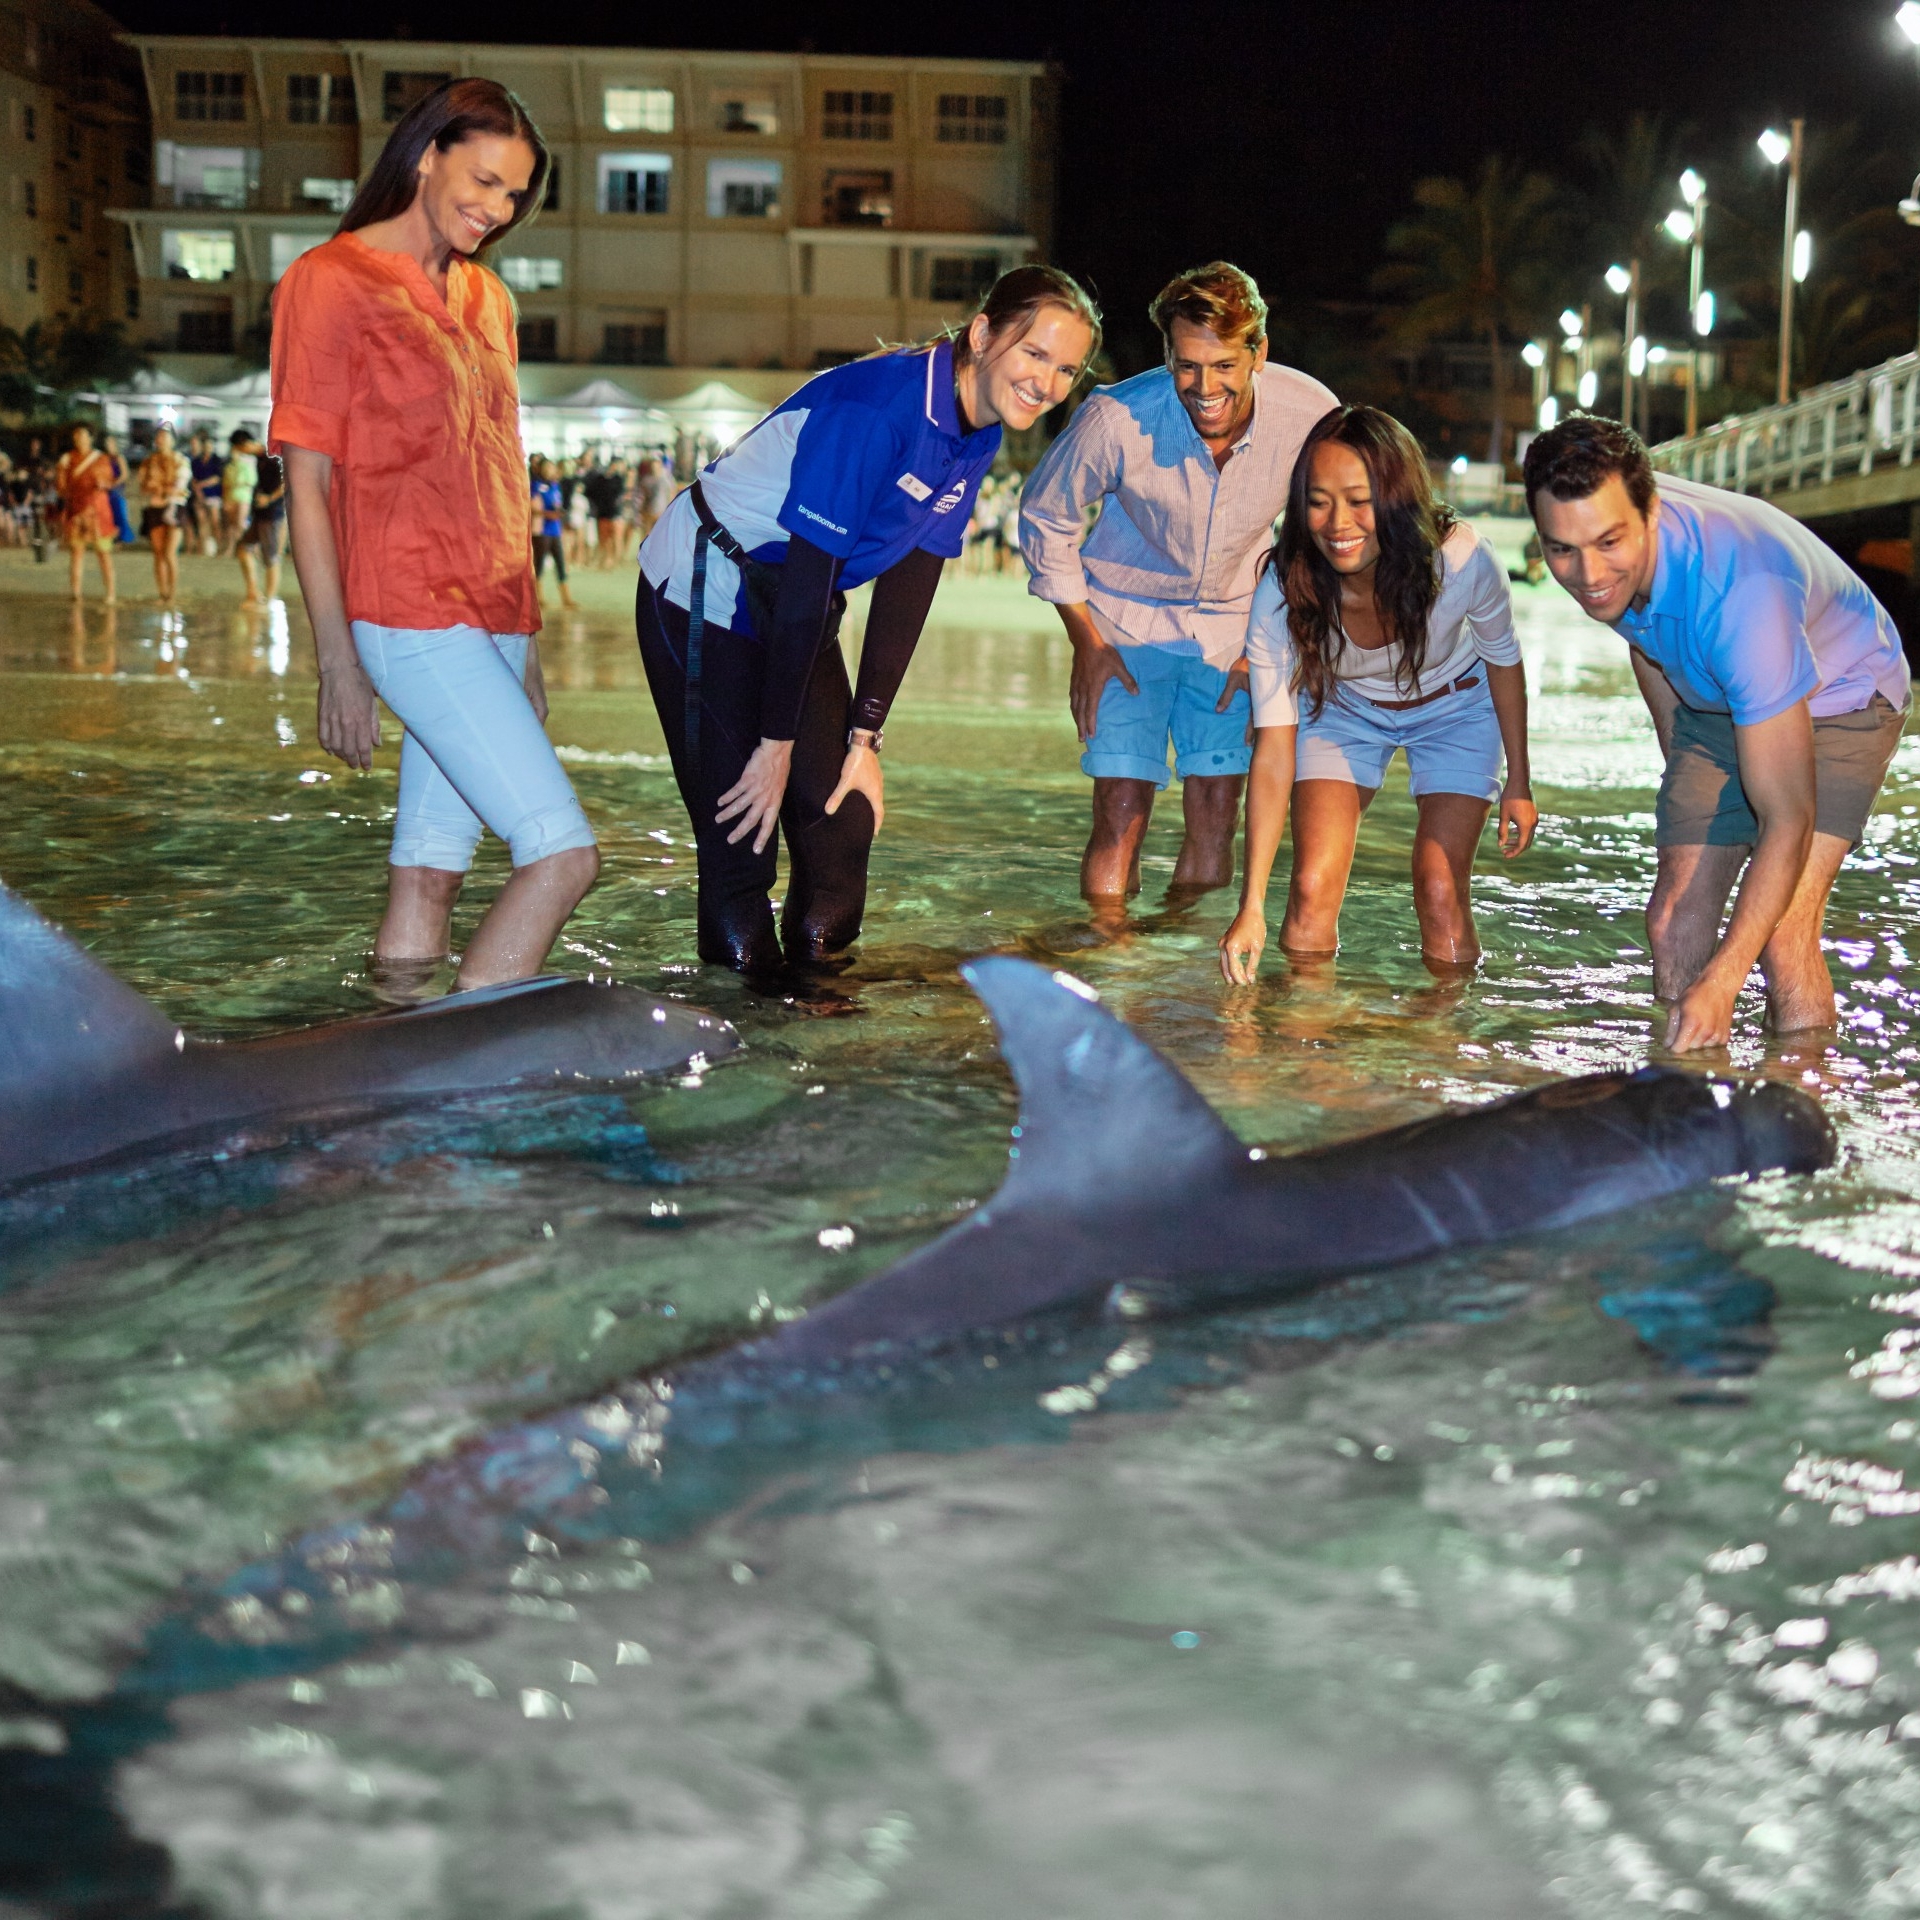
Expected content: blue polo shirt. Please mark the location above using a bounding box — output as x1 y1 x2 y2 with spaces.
1616 475 1909 725
638 338 1001 631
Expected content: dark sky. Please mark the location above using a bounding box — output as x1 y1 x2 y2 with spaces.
117 0 1920 363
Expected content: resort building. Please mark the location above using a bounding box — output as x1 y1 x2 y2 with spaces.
105 35 1056 445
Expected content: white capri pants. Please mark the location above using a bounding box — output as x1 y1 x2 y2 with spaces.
350 621 597 872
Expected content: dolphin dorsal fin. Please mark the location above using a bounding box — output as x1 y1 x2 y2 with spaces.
0 882 182 1097
960 957 1244 1209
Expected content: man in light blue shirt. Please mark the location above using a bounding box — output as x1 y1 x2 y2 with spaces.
1020 262 1335 908
1527 415 1909 1051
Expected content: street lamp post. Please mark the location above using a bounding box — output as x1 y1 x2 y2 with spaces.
1606 260 1640 426
1664 171 1709 436
1760 122 1805 406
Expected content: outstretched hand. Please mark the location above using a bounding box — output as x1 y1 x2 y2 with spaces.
1219 903 1268 985
824 741 885 835
716 737 794 854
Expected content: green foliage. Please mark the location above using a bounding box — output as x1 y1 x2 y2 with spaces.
0 320 149 424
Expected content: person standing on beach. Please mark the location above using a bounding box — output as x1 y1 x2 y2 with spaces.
273 77 599 993
187 429 222 555
137 425 190 601
236 442 286 606
1019 263 1336 913
54 424 117 604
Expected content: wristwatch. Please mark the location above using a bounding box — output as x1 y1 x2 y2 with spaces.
847 727 884 753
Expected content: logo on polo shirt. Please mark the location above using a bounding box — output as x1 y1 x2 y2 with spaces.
796 503 849 536
896 472 933 502
931 478 968 514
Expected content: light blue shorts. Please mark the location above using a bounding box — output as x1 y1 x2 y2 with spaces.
1297 675 1503 801
350 621 597 872
1080 642 1250 788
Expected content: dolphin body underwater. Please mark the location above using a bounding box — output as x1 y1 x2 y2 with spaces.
0 881 739 1189
132 953 1834 1667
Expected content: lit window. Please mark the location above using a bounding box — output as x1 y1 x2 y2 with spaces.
298 177 355 212
822 90 892 141
163 229 238 282
707 159 781 219
929 254 999 303
269 232 324 281
604 87 673 133
599 152 672 215
498 256 564 291
935 94 1008 144
822 169 892 227
383 72 450 123
716 97 778 135
156 143 259 210
175 71 247 123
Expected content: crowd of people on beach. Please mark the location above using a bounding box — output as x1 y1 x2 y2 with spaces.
25 73 1885 1062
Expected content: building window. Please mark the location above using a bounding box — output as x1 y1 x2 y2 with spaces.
125 145 149 188
175 71 247 123
65 118 81 160
604 86 673 133
66 195 82 232
126 284 140 319
928 253 1000 304
20 181 35 219
21 104 35 143
707 159 781 219
822 169 892 227
498 256 563 291
936 94 1009 144
599 152 671 215
163 230 238 282
383 72 450 123
327 75 356 124
822 90 892 140
517 316 558 362
287 74 323 123
67 266 83 301
24 256 37 293
269 232 324 281
156 143 260 210
716 97 778 135
178 307 234 353
297 177 356 212
601 314 668 366
543 158 561 212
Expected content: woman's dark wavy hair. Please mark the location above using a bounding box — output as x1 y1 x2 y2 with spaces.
1274 404 1458 718
338 78 549 251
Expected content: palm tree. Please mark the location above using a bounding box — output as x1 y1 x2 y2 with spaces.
1373 157 1566 466
0 319 147 422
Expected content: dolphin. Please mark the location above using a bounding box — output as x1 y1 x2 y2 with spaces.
0 882 739 1189
154 954 1833 1616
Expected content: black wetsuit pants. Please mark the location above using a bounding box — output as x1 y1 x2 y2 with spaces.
636 573 874 973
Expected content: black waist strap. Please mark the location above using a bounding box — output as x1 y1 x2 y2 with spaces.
684 479 754 771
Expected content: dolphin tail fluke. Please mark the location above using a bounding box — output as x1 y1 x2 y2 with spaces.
0 882 182 1096
959 957 1246 1209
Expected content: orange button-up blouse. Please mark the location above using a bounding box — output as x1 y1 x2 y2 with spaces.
269 231 539 636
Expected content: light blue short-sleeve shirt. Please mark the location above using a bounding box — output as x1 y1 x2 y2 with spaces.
1615 475 1909 725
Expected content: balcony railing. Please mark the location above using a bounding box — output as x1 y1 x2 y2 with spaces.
1651 352 1920 499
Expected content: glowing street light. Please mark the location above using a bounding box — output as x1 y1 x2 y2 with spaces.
1604 263 1632 296
1679 168 1706 207
1558 308 1583 337
1663 209 1696 244
1577 370 1599 407
1899 1 1920 44
1664 171 1710 434
1539 397 1560 431
1606 261 1642 431
1760 120 1805 405
1520 341 1546 368
1793 231 1813 283
1628 336 1649 377
1694 291 1716 335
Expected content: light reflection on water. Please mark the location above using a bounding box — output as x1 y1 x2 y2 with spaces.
3 552 1920 1916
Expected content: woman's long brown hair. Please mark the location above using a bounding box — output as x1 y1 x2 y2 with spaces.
1274 405 1457 718
338 78 549 253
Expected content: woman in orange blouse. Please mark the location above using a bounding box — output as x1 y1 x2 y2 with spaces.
273 80 598 994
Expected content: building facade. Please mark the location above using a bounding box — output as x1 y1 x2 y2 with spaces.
110 36 1056 382
0 0 146 339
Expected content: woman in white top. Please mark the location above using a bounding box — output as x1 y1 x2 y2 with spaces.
1220 405 1536 982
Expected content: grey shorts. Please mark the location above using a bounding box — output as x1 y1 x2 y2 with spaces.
1656 693 1908 848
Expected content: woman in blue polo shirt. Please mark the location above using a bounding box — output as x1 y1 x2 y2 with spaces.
637 264 1100 972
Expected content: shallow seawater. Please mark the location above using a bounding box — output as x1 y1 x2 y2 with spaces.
4 548 1920 1917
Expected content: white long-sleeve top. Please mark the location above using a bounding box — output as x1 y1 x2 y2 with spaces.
1245 522 1520 724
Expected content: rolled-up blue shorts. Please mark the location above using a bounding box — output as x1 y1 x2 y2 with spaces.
1297 675 1503 801
1080 642 1250 789
351 621 597 872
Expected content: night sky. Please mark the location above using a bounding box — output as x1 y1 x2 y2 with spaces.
115 0 1920 368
